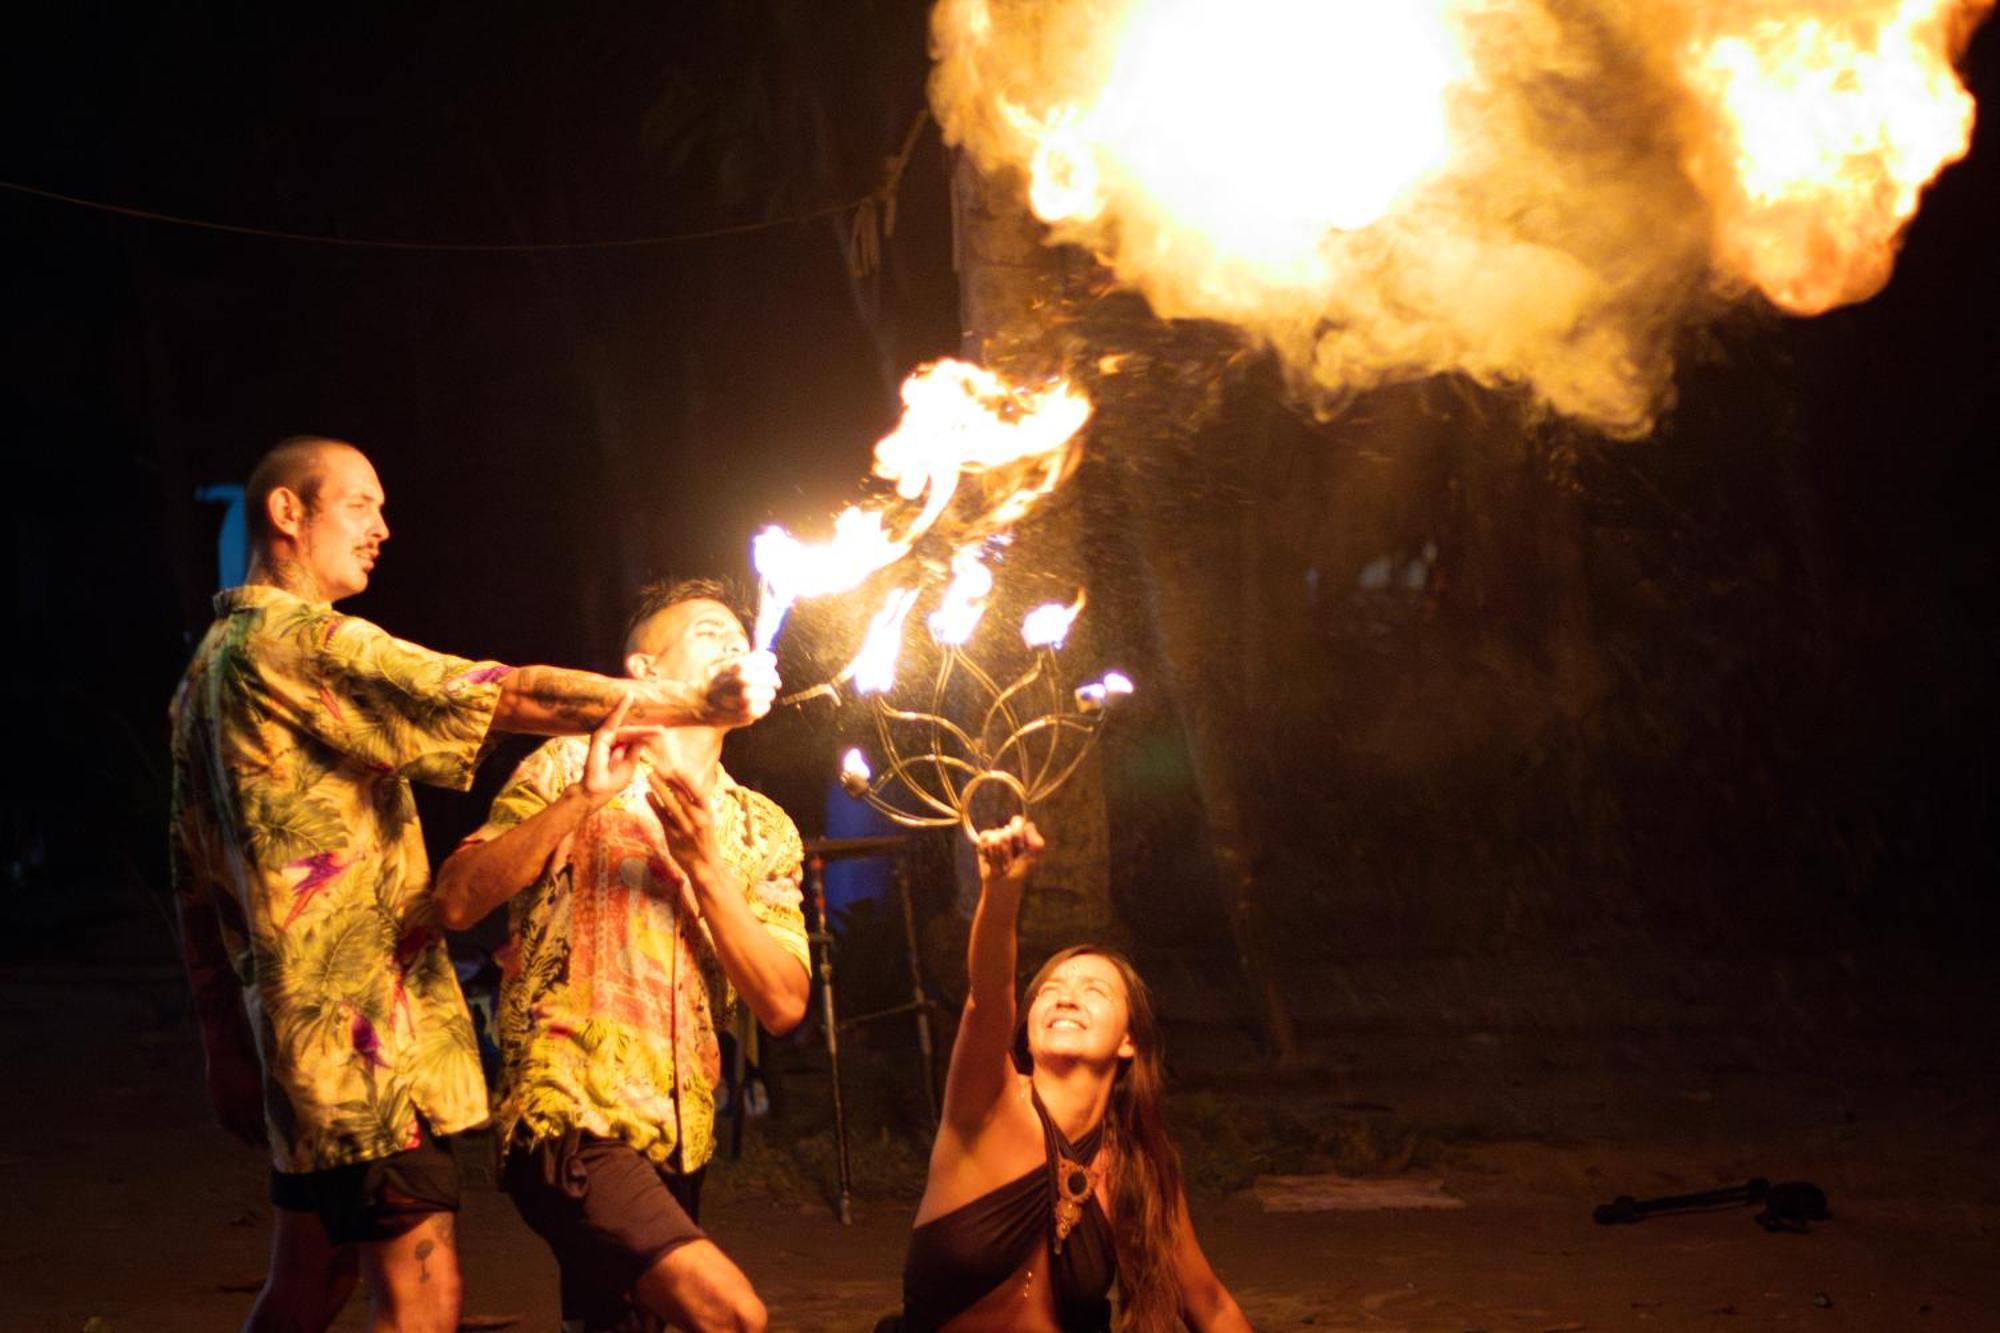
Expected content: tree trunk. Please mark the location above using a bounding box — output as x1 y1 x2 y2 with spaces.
1076 299 1304 1067
948 155 1115 961
951 153 1302 1061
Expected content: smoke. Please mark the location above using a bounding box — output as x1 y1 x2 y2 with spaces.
930 0 1990 438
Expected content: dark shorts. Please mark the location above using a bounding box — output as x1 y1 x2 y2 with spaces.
270 1120 461 1246
502 1131 706 1328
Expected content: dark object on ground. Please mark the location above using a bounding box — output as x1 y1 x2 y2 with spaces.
1754 1181 1831 1233
1594 1177 1830 1232
1594 1177 1770 1224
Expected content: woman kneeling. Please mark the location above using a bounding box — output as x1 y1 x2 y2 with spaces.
893 818 1250 1332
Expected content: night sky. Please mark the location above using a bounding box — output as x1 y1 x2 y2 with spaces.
4 4 1997 989
4 4 964 914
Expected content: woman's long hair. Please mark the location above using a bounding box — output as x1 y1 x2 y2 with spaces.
1011 945 1183 1332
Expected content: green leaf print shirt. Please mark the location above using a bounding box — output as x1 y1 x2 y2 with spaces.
169 585 508 1172
473 737 808 1173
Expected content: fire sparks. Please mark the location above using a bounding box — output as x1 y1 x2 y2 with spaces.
931 0 1993 436
752 358 1090 649
1682 0 1991 314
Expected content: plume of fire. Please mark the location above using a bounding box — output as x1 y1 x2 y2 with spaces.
752 358 1092 650
751 510 903 650
1682 0 1991 314
930 0 1992 437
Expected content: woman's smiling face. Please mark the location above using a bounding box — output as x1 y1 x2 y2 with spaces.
1026 952 1136 1066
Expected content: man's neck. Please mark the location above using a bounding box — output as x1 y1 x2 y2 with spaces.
653 725 726 792
246 552 327 603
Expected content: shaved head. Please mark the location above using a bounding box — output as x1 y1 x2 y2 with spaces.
623 577 748 657
241 436 387 603
245 435 358 545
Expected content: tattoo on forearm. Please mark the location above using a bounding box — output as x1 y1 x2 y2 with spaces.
523 669 623 727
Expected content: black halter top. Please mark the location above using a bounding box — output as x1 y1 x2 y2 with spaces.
899 1092 1116 1331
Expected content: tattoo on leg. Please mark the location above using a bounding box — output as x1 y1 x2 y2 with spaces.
415 1238 433 1284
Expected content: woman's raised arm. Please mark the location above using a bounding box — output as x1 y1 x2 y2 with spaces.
936 818 1045 1140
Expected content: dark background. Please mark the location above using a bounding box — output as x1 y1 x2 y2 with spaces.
3 2 1996 1053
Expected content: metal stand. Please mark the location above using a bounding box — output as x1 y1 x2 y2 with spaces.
801 833 942 1224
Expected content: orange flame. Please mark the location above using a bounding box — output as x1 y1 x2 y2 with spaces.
845 587 921 696
932 0 1993 436
873 359 1092 540
929 546 996 645
752 509 904 649
753 358 1090 648
961 0 1463 315
1021 591 1087 649
1683 0 1991 314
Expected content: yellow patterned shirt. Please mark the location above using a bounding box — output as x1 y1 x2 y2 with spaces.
169 585 507 1172
473 737 808 1172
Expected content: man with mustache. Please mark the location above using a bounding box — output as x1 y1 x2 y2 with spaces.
435 579 811 1333
169 436 779 1333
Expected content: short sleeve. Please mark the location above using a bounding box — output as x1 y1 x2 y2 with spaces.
299 611 510 790
743 800 809 977
467 739 578 844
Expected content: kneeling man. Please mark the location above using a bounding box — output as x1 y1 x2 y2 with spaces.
436 579 809 1333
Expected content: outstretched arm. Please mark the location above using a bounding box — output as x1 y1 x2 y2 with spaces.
938 817 1045 1139
435 696 651 929
1175 1191 1252 1332
490 652 779 736
647 770 810 1035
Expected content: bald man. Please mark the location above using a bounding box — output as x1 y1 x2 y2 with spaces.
169 437 779 1333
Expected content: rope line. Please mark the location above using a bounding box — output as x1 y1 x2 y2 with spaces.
0 177 870 253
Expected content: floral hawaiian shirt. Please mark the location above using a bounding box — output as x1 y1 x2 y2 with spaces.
472 736 808 1172
169 585 508 1172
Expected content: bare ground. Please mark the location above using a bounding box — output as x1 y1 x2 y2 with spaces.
4 956 1995 1332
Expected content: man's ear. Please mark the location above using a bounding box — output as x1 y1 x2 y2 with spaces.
266 485 306 541
624 651 653 680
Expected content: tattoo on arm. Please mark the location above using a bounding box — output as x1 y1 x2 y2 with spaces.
521 668 623 728
415 1238 433 1283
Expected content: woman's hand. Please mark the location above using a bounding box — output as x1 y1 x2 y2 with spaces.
975 816 1044 893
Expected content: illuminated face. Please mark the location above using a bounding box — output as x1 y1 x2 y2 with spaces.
1026 953 1136 1068
630 598 752 690
295 447 388 602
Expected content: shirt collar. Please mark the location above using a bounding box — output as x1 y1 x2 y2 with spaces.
214 584 328 616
